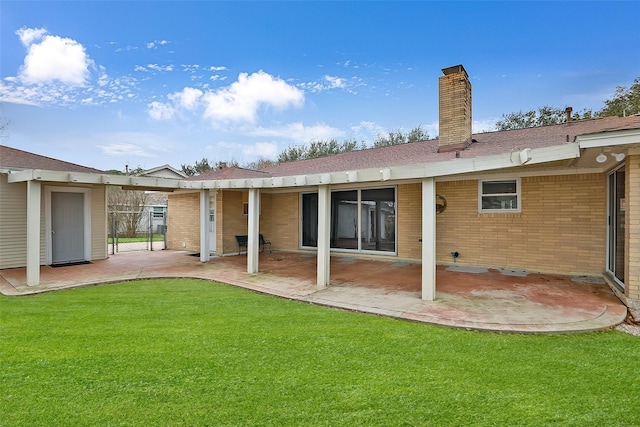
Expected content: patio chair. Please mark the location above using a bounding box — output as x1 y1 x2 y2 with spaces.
259 234 272 253
235 235 248 254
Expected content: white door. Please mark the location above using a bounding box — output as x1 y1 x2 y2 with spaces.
51 192 85 263
209 192 216 254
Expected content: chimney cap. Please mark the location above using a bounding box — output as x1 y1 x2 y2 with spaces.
441 64 467 76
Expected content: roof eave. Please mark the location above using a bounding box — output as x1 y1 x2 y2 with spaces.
4 143 580 190
577 128 640 148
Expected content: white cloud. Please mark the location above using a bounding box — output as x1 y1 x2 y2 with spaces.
298 75 362 94
242 142 279 157
202 70 304 124
209 66 227 71
16 27 93 86
350 121 386 140
324 75 345 89
16 27 47 46
97 132 171 158
147 64 174 72
148 101 175 120
251 122 344 141
168 87 203 110
0 81 40 105
146 40 169 49
472 119 496 133
98 143 156 157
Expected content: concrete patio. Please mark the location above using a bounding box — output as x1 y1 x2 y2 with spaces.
0 249 628 333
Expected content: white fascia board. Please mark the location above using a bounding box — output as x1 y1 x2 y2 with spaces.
191 143 580 190
577 129 640 148
6 169 37 183
393 143 579 180
6 169 184 189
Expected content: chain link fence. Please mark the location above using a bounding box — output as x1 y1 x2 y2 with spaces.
108 208 167 253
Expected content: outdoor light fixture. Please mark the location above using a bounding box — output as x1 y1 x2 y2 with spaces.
612 152 626 162
596 151 625 163
596 153 608 163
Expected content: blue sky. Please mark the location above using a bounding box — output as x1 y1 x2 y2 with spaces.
1 1 639 172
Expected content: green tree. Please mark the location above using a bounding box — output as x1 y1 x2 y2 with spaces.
494 75 639 130
181 158 239 176
243 156 277 170
277 138 365 163
181 158 212 176
600 77 640 117
373 125 428 148
495 106 597 131
107 187 148 238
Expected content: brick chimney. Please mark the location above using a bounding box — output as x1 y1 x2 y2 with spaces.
438 65 472 152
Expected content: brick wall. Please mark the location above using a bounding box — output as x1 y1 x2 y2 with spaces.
626 154 640 306
167 192 200 251
398 174 606 276
397 183 422 259
170 173 609 279
219 190 247 254
260 192 299 251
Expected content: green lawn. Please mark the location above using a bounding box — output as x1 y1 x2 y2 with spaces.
1 279 639 426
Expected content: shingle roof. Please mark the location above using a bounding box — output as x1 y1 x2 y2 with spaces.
209 115 640 180
189 166 271 180
0 145 103 173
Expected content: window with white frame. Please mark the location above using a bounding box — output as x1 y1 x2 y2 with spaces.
479 179 520 213
152 206 165 219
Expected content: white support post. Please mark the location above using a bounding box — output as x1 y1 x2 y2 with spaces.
26 180 41 286
199 189 210 262
317 184 331 289
247 189 260 274
421 178 436 300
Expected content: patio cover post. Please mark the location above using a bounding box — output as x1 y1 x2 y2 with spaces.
317 184 331 288
422 178 436 300
26 180 41 286
199 189 210 262
247 188 260 274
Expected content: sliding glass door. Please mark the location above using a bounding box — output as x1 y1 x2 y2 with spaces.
301 187 396 254
608 166 625 287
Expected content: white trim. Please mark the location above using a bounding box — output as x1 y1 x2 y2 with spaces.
26 181 41 286
5 142 580 191
247 189 260 274
209 190 217 254
317 185 331 288
199 189 210 263
577 129 640 148
44 186 92 265
421 178 436 301
478 178 521 214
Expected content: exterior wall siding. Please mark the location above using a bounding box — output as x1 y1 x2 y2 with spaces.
0 178 108 268
0 175 28 269
626 154 640 307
